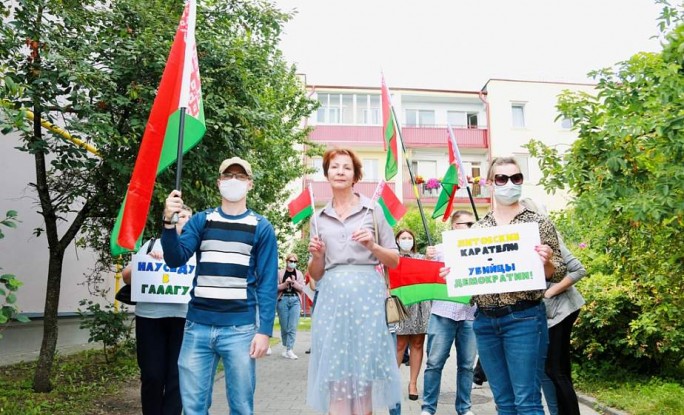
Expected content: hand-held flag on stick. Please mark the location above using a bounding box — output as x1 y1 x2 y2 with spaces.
382 76 399 181
111 0 206 256
288 184 315 225
432 125 467 222
362 180 407 227
377 181 407 226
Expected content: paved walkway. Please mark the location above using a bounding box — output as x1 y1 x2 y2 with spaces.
209 330 602 415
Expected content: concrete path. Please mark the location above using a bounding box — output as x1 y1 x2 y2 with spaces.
209 330 602 415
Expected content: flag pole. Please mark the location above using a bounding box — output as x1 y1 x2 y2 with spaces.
466 187 479 221
391 106 432 246
308 182 319 237
170 107 186 223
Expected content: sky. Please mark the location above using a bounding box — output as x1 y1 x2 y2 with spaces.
271 0 664 91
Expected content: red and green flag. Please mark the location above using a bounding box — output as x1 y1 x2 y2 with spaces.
373 180 406 226
432 124 467 222
389 257 470 306
382 76 399 181
288 184 314 225
110 0 206 256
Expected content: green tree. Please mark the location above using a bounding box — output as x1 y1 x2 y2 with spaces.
0 0 316 391
0 210 30 338
525 1 684 372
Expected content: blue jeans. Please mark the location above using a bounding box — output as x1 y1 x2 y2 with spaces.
422 315 477 415
276 295 301 350
178 321 256 415
474 302 548 415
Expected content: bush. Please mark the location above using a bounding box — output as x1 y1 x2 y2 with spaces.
77 300 133 362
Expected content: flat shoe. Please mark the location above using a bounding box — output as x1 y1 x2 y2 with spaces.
408 393 419 401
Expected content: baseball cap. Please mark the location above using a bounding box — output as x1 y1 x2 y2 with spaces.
219 157 252 177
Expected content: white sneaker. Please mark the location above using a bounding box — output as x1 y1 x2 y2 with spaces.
420 412 432 415
462 411 476 415
286 349 298 359
281 350 289 358
266 347 272 356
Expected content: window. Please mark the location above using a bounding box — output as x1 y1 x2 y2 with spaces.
362 159 379 181
467 113 479 128
355 94 381 125
316 93 346 124
561 117 573 129
447 111 467 127
511 104 525 128
405 109 435 127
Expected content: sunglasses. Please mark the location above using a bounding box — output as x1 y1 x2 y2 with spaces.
494 173 524 186
221 172 250 181
287 259 298 263
455 221 475 228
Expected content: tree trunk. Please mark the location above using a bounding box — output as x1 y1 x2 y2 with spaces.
32 251 64 392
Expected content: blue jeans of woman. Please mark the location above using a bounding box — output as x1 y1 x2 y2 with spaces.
474 302 548 415
276 295 301 350
422 314 477 415
178 321 256 415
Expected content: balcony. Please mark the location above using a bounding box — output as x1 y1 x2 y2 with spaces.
306 179 490 207
403 181 491 205
308 125 488 149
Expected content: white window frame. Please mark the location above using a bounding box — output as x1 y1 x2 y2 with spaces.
511 103 526 128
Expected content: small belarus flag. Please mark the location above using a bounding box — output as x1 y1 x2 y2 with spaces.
110 0 206 256
389 257 470 306
382 75 399 181
374 180 407 227
288 184 314 225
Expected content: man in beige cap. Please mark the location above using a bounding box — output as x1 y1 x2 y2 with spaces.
161 156 278 415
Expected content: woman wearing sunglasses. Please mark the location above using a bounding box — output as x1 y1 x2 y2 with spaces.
470 157 567 414
276 253 306 359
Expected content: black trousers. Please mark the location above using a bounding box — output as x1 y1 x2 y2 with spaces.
135 316 185 415
546 310 581 415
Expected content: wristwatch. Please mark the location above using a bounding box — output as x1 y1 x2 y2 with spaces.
162 213 175 226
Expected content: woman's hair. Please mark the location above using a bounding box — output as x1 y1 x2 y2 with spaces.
181 204 193 214
322 148 363 183
395 228 417 253
285 253 298 262
450 210 474 227
519 197 548 216
486 156 522 181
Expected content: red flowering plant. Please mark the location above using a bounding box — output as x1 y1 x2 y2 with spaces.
415 175 425 184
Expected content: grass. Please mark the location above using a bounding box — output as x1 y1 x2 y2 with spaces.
0 344 138 415
575 367 684 415
272 315 312 333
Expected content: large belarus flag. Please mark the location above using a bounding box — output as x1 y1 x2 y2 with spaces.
382 76 399 181
111 0 206 256
389 257 470 306
432 124 467 222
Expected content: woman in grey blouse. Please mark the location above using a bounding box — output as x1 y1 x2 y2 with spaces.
521 197 586 415
306 148 402 415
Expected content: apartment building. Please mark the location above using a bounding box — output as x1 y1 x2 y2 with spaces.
304 85 492 217
303 79 597 216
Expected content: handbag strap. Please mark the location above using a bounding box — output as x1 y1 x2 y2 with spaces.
372 209 392 291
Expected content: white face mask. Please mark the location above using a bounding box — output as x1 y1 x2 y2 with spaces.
219 178 249 202
494 182 522 206
287 261 297 269
398 239 414 252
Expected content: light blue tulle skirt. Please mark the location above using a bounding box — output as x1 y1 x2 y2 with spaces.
306 265 401 414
